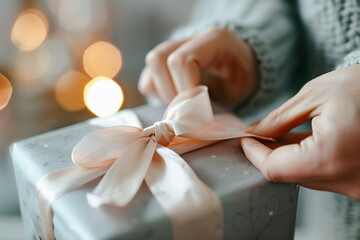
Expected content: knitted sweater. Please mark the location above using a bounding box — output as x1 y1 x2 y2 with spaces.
170 0 360 239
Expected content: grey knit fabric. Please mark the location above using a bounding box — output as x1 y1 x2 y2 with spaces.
170 0 299 115
332 194 360 239
299 0 360 71
227 23 277 115
337 49 360 69
169 0 360 239
172 21 278 114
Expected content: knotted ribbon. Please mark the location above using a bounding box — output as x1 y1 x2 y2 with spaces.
36 86 270 240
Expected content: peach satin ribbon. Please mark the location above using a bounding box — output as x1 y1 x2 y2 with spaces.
36 86 270 240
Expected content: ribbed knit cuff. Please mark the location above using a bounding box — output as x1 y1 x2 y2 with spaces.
222 22 277 116
336 49 360 69
331 193 360 239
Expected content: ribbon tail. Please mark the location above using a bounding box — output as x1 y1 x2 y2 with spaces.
36 166 108 240
181 121 274 141
87 137 157 207
145 146 223 240
168 137 218 155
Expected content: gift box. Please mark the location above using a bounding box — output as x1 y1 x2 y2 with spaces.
11 89 298 240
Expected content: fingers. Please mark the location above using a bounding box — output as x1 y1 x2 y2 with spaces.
241 135 360 200
259 131 312 150
247 86 321 138
239 133 322 183
167 27 238 93
138 68 156 97
142 40 186 103
140 27 256 104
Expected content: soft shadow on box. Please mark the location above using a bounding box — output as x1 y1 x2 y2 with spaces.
10 103 298 240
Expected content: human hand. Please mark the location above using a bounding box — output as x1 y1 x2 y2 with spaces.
138 27 258 105
240 65 360 200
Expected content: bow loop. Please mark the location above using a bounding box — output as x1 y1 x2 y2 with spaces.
163 86 214 135
36 85 270 240
143 121 174 146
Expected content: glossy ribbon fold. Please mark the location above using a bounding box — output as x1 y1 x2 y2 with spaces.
36 86 270 240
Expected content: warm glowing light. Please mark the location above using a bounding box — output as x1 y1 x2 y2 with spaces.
0 74 12 110
55 71 90 111
84 77 124 117
11 9 48 51
83 41 122 79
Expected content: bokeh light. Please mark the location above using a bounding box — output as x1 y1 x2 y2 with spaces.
55 71 90 111
83 41 122 79
0 74 12 111
84 76 124 117
11 9 48 51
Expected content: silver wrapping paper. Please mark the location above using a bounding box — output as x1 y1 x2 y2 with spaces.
11 104 298 240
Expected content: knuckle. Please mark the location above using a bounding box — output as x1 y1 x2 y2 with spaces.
137 77 148 95
138 83 146 95
207 26 231 37
262 156 280 182
267 108 282 123
264 166 277 182
167 52 187 69
146 40 180 67
145 50 165 66
300 79 320 94
302 80 313 90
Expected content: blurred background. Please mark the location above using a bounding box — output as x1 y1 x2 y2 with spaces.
0 0 329 239
0 0 195 238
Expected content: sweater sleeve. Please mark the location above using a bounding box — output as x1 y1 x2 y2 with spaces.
333 49 360 240
336 49 360 69
169 0 300 115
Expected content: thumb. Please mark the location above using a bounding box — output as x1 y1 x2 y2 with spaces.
247 89 320 138
239 133 322 182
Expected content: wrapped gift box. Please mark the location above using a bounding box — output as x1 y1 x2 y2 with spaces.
11 104 298 240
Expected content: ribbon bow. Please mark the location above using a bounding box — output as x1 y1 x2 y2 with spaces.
36 86 269 240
